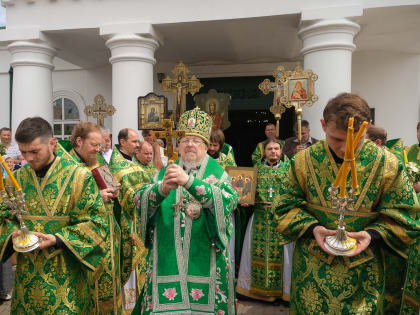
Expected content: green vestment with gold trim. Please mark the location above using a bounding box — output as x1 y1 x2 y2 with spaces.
0 156 109 314
251 140 284 166
132 155 239 315
133 157 158 182
56 142 123 314
108 145 149 297
272 140 420 314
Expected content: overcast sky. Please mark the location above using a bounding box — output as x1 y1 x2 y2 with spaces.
0 7 5 27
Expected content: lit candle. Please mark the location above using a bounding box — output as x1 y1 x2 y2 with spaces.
0 154 21 191
0 166 4 191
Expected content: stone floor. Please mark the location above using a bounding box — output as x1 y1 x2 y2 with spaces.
0 299 288 315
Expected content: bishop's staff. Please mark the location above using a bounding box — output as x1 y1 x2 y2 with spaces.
0 154 40 252
324 118 369 256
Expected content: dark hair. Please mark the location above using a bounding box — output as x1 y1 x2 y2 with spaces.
118 128 129 145
15 117 53 143
70 122 101 148
209 127 225 149
265 123 275 129
0 127 11 134
264 138 283 149
323 93 371 131
367 125 387 144
293 120 310 132
417 122 420 131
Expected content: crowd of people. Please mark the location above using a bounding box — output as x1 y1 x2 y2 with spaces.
1 92 420 314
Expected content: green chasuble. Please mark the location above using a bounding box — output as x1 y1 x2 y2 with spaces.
400 237 420 314
405 144 420 166
0 156 109 314
251 140 284 166
109 145 149 289
272 140 420 314
214 151 237 169
56 142 123 314
385 138 405 164
133 157 158 182
221 142 235 160
132 155 239 315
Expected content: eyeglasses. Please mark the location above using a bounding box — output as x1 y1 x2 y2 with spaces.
179 138 204 145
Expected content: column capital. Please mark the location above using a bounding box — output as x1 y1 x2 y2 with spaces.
298 19 360 56
105 33 159 65
8 40 56 69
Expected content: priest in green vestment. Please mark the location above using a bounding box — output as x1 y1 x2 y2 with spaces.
0 117 109 314
405 122 420 191
56 122 122 314
109 128 149 312
132 108 239 315
134 141 158 181
237 139 292 302
272 93 420 314
251 123 284 166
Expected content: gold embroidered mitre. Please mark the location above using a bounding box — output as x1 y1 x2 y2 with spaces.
178 107 212 145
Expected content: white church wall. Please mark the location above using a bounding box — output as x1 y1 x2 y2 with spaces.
0 48 10 128
52 65 112 131
352 50 420 146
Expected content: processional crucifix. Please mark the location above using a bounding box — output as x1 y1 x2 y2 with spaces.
161 62 203 123
258 66 287 138
84 94 116 127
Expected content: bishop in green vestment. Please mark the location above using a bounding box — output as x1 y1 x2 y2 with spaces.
132 108 239 315
272 94 420 314
237 139 292 302
56 122 123 315
0 117 109 314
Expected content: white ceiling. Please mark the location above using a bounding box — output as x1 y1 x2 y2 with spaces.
44 5 420 69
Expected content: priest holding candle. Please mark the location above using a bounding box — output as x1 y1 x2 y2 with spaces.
0 117 109 314
272 93 420 314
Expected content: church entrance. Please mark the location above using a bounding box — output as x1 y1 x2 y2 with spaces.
187 76 295 166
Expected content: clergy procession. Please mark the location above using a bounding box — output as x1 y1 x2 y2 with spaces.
1 88 420 315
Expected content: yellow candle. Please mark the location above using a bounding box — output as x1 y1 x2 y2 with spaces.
339 162 349 198
353 121 369 150
404 151 408 164
333 164 345 187
0 166 4 191
0 154 21 191
348 128 359 191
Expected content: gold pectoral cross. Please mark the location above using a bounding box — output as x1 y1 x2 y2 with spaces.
172 194 185 217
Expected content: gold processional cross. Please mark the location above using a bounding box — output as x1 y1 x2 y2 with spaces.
84 94 116 127
258 66 287 138
161 62 203 123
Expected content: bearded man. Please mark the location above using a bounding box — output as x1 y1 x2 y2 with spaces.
251 123 284 166
56 122 122 314
0 117 109 314
131 108 239 315
109 128 149 312
237 139 292 303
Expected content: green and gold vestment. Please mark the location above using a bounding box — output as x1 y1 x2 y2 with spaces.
251 140 284 166
109 146 149 291
132 155 239 314
133 157 158 182
405 144 420 166
0 156 109 314
272 140 420 314
56 142 123 314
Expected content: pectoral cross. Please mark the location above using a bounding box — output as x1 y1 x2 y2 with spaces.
84 94 116 127
154 119 185 164
268 185 274 198
258 66 287 138
161 62 203 122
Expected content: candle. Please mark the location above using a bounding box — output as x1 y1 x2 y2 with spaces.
0 166 4 191
0 154 21 191
404 151 408 164
353 121 369 150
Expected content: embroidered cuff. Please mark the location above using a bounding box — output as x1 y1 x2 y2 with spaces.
157 181 168 198
184 175 195 190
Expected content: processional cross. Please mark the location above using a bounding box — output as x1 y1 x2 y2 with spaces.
84 94 116 127
161 62 203 123
153 119 185 164
258 66 287 138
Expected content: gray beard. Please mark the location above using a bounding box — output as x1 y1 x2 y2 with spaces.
180 156 204 170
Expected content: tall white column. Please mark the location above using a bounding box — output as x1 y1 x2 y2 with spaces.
8 40 56 133
105 33 159 142
298 19 360 139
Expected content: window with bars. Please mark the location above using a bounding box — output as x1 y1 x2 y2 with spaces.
53 97 80 139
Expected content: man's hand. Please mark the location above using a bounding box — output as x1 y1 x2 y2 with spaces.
414 181 420 193
164 164 189 186
295 144 305 153
100 188 115 203
313 226 337 255
33 232 57 250
111 183 121 199
346 231 371 256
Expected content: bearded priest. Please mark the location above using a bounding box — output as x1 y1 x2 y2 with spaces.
131 108 239 315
